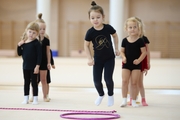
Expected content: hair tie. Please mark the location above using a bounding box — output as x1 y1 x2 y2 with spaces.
91 1 97 6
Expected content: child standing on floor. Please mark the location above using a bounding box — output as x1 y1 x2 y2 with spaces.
35 13 51 102
38 49 55 99
84 1 120 107
30 48 55 102
17 21 42 105
120 17 147 107
128 17 151 106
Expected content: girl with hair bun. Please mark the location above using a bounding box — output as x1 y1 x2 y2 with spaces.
35 13 51 102
84 1 120 107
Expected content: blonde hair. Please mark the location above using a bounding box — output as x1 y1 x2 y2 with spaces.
133 17 145 37
21 21 40 41
124 17 143 37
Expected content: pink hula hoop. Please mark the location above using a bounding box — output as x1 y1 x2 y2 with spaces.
60 112 120 120
0 107 120 119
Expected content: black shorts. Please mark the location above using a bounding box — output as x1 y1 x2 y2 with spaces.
122 63 141 71
40 60 48 70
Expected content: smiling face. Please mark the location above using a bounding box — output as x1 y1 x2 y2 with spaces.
89 10 104 29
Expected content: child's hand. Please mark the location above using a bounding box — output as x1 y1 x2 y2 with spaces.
143 69 148 76
122 57 126 64
47 64 51 70
51 65 55 69
34 66 39 74
133 59 140 65
115 49 120 56
88 59 94 66
18 40 24 46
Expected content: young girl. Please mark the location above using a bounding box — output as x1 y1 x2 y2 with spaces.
120 17 147 107
17 21 41 105
30 48 55 102
84 1 120 107
35 13 51 102
128 17 151 106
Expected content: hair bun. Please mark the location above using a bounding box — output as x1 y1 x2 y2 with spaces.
91 1 97 6
38 13 42 19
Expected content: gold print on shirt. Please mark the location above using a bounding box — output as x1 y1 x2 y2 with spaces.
95 35 110 50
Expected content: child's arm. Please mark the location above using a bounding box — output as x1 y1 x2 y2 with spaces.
112 33 120 56
46 46 51 70
50 49 55 69
17 40 24 56
146 44 151 70
133 47 147 65
120 47 126 64
34 65 40 74
84 41 94 66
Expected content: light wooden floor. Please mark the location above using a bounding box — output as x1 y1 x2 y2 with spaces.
0 57 180 120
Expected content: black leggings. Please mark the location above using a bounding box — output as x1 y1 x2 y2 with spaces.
23 69 38 96
93 58 115 96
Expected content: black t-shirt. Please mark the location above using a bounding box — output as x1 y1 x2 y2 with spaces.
85 24 116 60
40 37 50 70
17 39 42 70
142 36 150 44
121 38 145 65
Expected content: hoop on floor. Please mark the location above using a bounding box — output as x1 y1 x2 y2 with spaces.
0 107 120 119
60 112 120 120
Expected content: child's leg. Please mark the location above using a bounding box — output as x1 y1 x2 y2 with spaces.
22 70 30 104
40 70 49 102
93 60 104 106
127 77 132 105
47 70 51 100
30 73 40 102
128 77 140 105
139 72 148 106
120 69 131 107
104 58 115 106
131 70 141 107
31 73 38 105
29 86 33 102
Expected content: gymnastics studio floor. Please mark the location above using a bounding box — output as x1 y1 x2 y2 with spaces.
0 57 180 120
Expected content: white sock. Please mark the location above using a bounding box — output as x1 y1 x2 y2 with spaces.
108 96 114 107
95 96 104 106
136 95 139 102
127 94 130 101
132 100 139 107
32 96 38 105
47 94 51 100
22 95 29 104
120 98 127 107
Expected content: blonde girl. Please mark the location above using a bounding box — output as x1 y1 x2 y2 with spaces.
120 17 147 107
17 21 41 105
35 13 51 102
128 17 150 106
